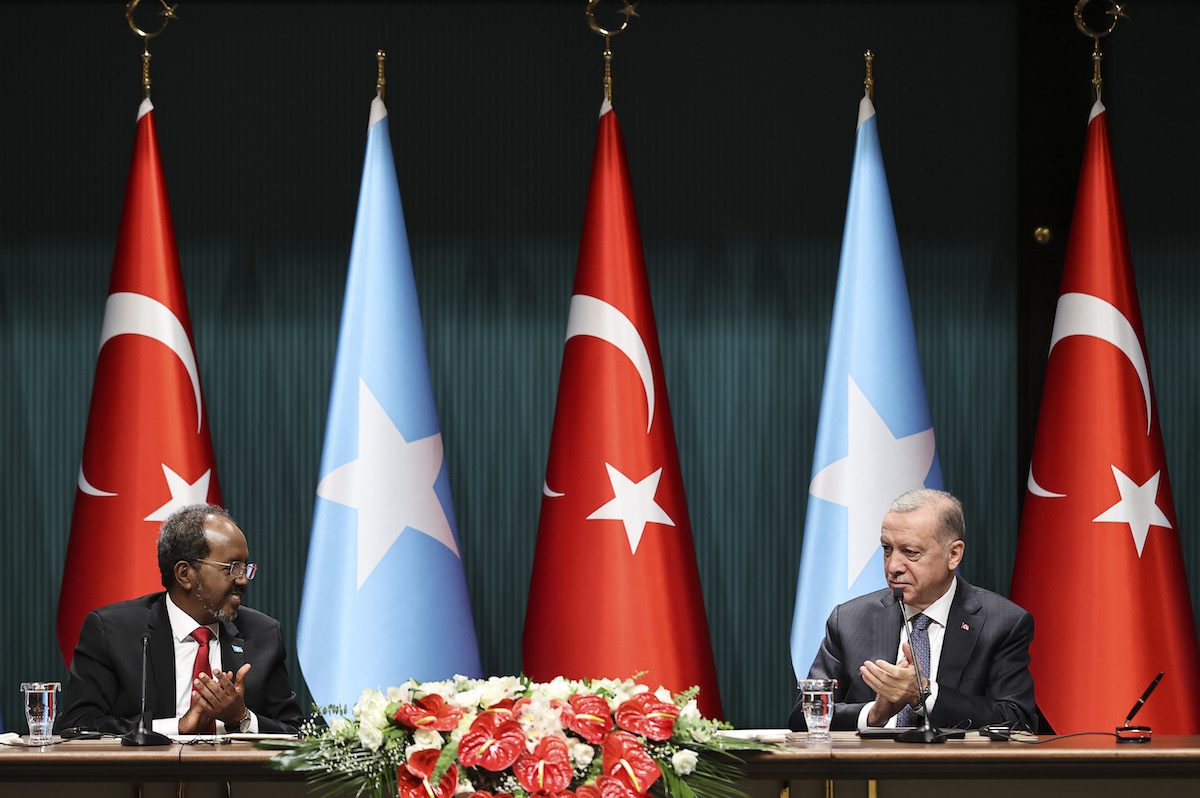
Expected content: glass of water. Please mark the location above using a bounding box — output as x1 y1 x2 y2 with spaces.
798 678 837 740
20 682 60 746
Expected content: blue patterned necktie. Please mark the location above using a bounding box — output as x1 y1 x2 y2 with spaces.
895 613 932 727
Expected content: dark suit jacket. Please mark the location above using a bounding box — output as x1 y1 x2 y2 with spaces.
56 592 303 735
789 576 1037 732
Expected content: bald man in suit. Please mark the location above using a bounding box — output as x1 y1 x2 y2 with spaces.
789 490 1037 732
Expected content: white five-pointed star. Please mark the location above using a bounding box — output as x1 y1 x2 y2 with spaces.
587 463 675 555
1092 465 1172 558
317 379 458 588
143 465 212 521
809 376 937 589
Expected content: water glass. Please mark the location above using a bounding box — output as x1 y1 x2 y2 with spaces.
798 678 837 740
20 682 60 746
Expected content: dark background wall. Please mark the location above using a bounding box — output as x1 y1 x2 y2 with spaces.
0 1 1195 730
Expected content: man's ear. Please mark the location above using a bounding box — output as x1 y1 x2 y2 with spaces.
947 540 965 571
173 560 195 590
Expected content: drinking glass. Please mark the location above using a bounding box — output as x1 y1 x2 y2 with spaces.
20 682 60 746
797 678 837 740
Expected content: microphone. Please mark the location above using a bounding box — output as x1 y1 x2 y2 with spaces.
121 633 171 747
891 587 962 743
1116 671 1163 744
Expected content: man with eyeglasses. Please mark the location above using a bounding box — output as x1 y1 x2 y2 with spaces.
57 504 303 735
788 489 1038 733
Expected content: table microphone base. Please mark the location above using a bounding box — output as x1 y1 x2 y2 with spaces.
121 728 172 747
896 726 966 744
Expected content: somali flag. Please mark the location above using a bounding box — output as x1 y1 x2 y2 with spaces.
297 95 481 710
790 94 942 680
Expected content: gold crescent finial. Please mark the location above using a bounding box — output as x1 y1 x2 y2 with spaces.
124 1 181 100
1073 0 1129 102
377 50 387 101
864 50 875 102
585 0 640 104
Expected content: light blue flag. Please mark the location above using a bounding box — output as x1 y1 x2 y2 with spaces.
297 96 482 710
790 95 942 680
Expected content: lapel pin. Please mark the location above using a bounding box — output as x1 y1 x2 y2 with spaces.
232 644 244 653
960 622 970 631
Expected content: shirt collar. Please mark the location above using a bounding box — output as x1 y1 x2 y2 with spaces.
165 592 219 644
904 576 957 629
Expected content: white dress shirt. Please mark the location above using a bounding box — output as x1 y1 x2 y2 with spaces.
151 594 258 735
858 578 957 730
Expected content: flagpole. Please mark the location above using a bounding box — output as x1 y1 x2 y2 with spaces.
585 0 639 103
124 0 180 100
1073 0 1128 102
864 50 875 101
376 49 387 101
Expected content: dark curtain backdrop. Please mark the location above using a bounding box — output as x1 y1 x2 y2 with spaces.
0 1 1195 730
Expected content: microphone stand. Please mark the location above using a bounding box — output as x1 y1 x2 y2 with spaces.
892 588 959 744
122 634 171 747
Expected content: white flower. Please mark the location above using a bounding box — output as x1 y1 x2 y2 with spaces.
543 676 575 702
654 687 674 703
518 699 565 750
679 699 700 721
421 680 455 699
411 730 445 751
359 722 384 751
328 717 351 738
450 711 477 743
671 749 698 776
570 741 595 768
688 723 713 743
456 776 475 795
449 687 484 710
388 681 418 704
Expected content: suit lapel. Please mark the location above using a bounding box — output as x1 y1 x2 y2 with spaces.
875 591 903 663
147 596 176 719
937 577 983 688
221 618 246 677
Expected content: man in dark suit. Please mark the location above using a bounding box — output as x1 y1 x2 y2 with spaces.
789 489 1037 732
57 504 303 735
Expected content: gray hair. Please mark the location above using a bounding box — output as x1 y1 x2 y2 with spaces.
888 489 964 547
157 504 231 588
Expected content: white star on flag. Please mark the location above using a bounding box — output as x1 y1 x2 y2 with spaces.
1092 465 1172 558
587 463 675 555
317 379 457 588
143 464 212 521
809 376 936 589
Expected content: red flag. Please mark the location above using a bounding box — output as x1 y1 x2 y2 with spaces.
57 99 221 663
522 104 723 717
1011 102 1200 733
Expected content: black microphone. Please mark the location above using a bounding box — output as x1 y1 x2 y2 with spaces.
891 587 960 743
121 633 171 747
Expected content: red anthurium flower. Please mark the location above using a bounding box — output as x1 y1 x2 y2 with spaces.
614 694 679 741
513 736 573 795
480 699 518 722
457 715 526 771
552 698 575 729
394 694 464 732
397 749 458 798
568 694 614 744
469 792 514 798
602 732 661 795
578 776 643 798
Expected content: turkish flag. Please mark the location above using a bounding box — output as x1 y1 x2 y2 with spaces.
57 100 221 664
522 104 723 718
1011 103 1200 733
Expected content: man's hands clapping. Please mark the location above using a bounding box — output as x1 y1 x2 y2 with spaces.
178 663 252 733
860 641 923 727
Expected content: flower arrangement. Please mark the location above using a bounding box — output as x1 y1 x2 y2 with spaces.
264 675 773 798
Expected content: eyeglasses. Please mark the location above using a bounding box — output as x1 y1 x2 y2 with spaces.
192 559 258 580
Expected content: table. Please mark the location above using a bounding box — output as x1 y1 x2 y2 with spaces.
0 733 1197 797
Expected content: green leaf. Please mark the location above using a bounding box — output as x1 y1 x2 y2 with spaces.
430 739 461 783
